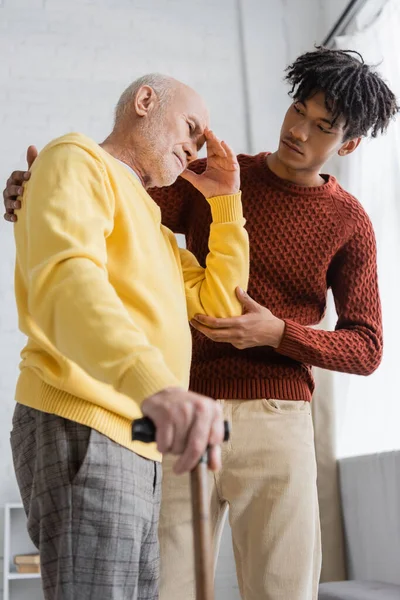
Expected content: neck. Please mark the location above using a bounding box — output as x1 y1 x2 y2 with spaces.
267 152 325 187
100 133 148 188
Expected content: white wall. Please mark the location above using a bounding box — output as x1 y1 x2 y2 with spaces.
332 0 400 460
0 1 348 598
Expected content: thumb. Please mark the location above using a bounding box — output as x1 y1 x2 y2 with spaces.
26 145 38 170
236 287 259 311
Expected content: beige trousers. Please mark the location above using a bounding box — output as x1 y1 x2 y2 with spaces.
159 399 321 600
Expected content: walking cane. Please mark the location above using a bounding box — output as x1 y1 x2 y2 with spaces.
132 416 230 600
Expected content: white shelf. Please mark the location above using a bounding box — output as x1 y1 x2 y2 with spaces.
8 572 42 581
4 504 25 510
3 503 43 600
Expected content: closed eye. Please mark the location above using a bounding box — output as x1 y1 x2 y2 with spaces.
318 125 333 134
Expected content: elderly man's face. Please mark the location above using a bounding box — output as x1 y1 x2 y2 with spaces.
147 84 209 187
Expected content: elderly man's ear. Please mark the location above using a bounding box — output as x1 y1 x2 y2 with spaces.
134 86 158 117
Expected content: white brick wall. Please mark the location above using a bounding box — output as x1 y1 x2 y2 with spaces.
0 1 343 598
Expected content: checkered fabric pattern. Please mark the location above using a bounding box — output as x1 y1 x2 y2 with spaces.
10 403 161 600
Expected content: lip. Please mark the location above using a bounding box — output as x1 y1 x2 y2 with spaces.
282 139 303 155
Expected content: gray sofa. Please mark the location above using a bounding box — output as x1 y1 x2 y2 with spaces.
319 451 400 600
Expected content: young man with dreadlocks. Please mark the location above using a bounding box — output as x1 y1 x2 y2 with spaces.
3 47 399 599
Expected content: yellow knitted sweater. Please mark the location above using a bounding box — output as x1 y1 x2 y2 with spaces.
14 133 249 461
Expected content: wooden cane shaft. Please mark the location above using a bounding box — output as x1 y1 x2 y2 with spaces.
190 460 214 600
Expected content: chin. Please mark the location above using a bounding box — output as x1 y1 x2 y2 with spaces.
157 174 177 188
147 167 175 188
159 167 181 187
277 145 305 170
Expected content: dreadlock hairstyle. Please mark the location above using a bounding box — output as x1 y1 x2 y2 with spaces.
285 46 399 140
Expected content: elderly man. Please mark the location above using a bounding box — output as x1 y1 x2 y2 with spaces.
7 73 249 600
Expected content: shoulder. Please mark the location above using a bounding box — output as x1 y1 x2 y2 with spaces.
237 152 266 167
35 133 105 174
331 180 375 240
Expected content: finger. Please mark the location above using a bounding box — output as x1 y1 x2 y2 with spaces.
220 141 239 167
5 199 21 211
207 139 227 159
205 129 227 158
208 403 224 446
204 127 216 141
173 429 208 474
207 445 222 471
190 320 237 342
190 320 219 338
26 145 38 169
4 212 17 223
190 320 219 339
170 402 193 456
236 286 258 310
7 171 29 186
4 185 24 201
174 403 212 474
192 314 241 329
208 403 225 471
191 400 224 470
156 422 175 455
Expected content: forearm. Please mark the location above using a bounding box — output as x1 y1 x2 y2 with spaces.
183 192 249 319
276 319 383 375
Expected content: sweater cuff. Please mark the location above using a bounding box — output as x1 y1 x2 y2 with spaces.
207 192 243 223
276 319 308 357
118 359 181 407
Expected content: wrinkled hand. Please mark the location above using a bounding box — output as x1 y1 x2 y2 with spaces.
181 128 240 198
3 145 37 222
191 287 286 349
141 387 224 475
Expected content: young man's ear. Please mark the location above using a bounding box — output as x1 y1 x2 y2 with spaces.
338 137 361 157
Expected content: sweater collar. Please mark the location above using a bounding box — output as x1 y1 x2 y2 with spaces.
257 152 337 197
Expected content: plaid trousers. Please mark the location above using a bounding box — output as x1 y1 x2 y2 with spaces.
10 403 162 600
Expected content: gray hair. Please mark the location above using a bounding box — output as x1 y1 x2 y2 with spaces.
115 73 177 124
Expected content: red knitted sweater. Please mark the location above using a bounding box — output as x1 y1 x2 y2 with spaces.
149 152 383 401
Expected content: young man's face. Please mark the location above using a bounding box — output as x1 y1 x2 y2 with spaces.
278 91 353 172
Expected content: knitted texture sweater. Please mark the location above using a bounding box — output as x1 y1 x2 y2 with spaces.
150 152 383 401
